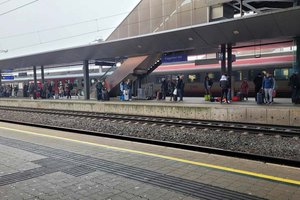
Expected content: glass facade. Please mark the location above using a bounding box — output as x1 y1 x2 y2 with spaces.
107 0 232 41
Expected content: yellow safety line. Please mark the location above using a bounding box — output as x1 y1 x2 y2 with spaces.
0 126 300 186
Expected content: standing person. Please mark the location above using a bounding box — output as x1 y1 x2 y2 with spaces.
168 79 175 101
262 72 275 104
119 81 124 101
66 81 72 99
289 72 300 103
204 74 213 96
253 73 263 102
227 75 231 101
176 75 184 101
219 74 230 104
47 83 53 99
127 79 132 101
96 79 103 101
161 78 168 100
240 78 249 100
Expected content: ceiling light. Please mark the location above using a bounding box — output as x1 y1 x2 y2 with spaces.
233 30 240 35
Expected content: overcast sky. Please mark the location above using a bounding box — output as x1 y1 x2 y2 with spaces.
0 0 140 59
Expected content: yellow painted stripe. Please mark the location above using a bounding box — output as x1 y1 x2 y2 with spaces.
1 126 300 186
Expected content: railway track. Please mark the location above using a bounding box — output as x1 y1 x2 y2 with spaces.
0 106 299 137
0 106 300 167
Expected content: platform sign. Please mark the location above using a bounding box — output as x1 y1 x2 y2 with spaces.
1 76 14 80
162 53 187 63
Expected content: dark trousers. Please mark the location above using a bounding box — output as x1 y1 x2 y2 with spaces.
221 89 228 102
255 87 260 101
177 89 183 101
292 88 299 103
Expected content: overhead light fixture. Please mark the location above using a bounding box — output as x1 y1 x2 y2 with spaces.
116 62 122 67
188 37 193 41
233 30 240 35
137 45 142 49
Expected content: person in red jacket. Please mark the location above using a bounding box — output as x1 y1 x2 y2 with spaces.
240 79 249 100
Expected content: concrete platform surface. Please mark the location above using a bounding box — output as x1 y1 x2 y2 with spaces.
0 97 299 127
0 122 300 200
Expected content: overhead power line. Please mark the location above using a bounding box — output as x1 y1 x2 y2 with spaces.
0 11 129 40
0 0 13 6
0 0 39 17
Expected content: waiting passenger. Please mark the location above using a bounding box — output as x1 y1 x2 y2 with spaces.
168 79 175 101
161 78 168 100
219 74 230 104
96 79 103 101
176 75 184 101
204 74 213 96
253 73 263 102
289 72 300 104
262 73 275 104
227 75 231 101
240 79 249 100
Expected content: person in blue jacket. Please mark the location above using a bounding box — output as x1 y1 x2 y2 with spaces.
262 72 275 104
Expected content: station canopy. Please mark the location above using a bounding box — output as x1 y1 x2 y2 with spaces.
0 4 300 70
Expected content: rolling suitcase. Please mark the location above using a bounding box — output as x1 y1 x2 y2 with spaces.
102 90 110 101
157 91 162 100
257 92 263 104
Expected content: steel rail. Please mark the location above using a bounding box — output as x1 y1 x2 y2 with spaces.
0 117 299 168
0 106 299 137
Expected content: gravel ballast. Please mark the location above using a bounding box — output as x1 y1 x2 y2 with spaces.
0 110 299 161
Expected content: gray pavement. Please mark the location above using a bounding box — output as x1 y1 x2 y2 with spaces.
0 122 300 200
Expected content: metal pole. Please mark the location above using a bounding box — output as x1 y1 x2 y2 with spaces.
33 66 37 88
221 44 226 75
0 70 2 86
227 43 233 97
294 37 300 73
41 65 45 83
83 60 90 100
240 0 243 16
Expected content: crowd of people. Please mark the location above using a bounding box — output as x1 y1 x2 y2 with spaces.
1 71 299 104
0 81 77 99
155 71 300 105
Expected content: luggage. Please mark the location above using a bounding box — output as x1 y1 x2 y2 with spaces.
237 92 243 101
257 92 263 104
157 92 162 100
102 90 110 101
232 96 239 101
123 90 129 101
204 95 210 101
173 95 177 102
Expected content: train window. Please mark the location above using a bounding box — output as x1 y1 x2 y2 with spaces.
274 68 290 80
233 71 242 81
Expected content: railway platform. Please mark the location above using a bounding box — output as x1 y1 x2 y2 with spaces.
0 121 299 200
0 97 299 127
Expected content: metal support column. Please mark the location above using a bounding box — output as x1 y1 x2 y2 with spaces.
33 66 37 99
294 37 300 73
41 65 45 84
33 66 37 88
240 0 243 16
83 60 90 100
221 44 226 75
227 43 233 97
0 70 2 86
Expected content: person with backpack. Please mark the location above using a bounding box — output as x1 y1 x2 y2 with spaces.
219 74 230 104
